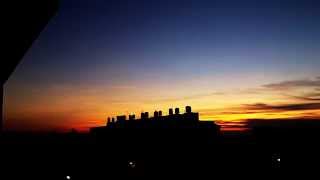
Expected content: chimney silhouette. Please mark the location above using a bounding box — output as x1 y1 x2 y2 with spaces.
159 110 162 116
154 111 159 118
129 114 135 121
169 108 173 115
186 106 192 113
145 112 149 119
112 117 115 123
175 108 180 114
107 117 111 125
141 112 145 119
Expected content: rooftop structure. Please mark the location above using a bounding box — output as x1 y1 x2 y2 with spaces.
91 106 220 134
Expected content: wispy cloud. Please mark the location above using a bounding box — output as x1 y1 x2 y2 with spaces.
262 77 320 90
280 84 320 101
199 101 320 118
303 91 320 98
285 94 320 101
243 102 320 112
200 109 260 116
196 77 320 120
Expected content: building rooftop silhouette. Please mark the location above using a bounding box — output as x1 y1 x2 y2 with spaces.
90 106 220 134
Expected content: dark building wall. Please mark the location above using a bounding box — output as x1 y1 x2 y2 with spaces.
117 116 126 121
0 87 2 132
99 106 218 130
129 115 135 121
117 116 126 127
1 1 59 132
184 112 199 121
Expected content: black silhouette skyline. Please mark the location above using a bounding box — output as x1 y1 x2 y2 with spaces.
91 106 219 130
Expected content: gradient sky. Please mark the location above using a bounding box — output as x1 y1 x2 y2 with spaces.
4 0 320 132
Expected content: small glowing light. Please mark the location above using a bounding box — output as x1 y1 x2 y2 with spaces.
66 176 71 180
277 158 280 162
128 161 136 168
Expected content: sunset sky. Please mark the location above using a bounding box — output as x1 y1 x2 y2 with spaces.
4 0 320 132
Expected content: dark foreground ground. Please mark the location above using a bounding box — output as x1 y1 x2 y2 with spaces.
1 120 320 179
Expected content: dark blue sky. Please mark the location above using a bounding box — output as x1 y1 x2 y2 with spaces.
10 0 320 86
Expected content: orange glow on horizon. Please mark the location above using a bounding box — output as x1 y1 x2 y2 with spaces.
4 75 320 132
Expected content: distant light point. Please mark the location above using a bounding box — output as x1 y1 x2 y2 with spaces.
277 158 280 162
128 161 136 168
66 175 71 180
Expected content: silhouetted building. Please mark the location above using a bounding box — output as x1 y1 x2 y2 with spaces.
145 112 149 119
91 106 220 134
117 115 126 123
154 111 159 118
175 108 180 115
169 108 173 116
186 106 192 113
129 115 135 121
107 117 111 126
